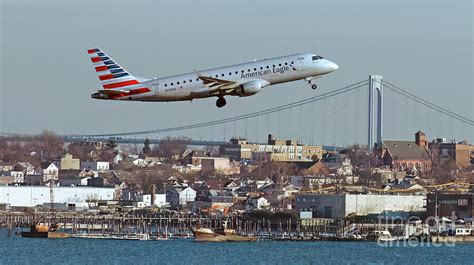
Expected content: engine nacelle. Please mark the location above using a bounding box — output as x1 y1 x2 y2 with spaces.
236 80 263 97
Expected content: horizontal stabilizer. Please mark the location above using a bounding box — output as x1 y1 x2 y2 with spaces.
98 89 128 96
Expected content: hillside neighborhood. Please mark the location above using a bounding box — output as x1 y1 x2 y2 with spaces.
0 131 473 223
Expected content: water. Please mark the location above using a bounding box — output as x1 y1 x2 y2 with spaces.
1 231 473 264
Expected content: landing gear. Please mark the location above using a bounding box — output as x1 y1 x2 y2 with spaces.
306 78 318 90
216 96 226 108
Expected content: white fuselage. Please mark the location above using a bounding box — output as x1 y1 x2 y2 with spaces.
119 53 338 102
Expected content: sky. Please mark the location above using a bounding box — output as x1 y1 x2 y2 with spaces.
1 0 473 145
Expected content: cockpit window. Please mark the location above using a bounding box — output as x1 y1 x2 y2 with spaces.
312 55 324 61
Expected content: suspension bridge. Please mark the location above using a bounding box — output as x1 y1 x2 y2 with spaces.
3 76 473 148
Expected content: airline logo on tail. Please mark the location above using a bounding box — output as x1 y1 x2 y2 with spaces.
88 48 150 99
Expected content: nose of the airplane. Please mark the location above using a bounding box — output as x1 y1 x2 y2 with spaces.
328 61 339 72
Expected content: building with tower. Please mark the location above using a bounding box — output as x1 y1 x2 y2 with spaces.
375 131 432 172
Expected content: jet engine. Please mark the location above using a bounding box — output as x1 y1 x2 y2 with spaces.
236 80 263 97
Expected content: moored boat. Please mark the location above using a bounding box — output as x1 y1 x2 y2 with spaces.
191 225 257 242
21 224 69 239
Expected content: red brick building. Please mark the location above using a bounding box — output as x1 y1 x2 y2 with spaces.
376 131 432 172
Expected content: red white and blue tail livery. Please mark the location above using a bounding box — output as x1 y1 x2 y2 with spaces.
88 48 151 100
87 48 338 107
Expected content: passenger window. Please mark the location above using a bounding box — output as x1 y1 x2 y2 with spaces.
177 81 180 84
190 79 192 82
183 80 186 83
164 84 167 87
291 61 294 64
285 62 288 65
235 71 238 74
221 73 224 77
196 78 199 81
254 68 257 71
266 66 269 69
279 63 282 66
248 69 251 72
241 70 244 73
260 67 263 70
229 72 232 75
171 83 174 85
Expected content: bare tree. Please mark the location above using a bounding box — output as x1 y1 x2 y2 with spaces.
153 137 189 162
32 131 64 165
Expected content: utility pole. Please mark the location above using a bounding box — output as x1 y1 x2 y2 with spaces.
50 179 55 210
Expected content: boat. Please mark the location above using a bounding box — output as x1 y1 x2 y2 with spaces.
72 233 150 240
21 224 69 239
191 222 257 242
368 230 403 242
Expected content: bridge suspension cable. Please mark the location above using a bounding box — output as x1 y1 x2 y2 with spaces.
383 80 474 126
292 86 367 142
76 79 369 138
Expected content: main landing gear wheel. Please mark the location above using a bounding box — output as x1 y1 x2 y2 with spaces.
216 97 226 108
306 78 318 90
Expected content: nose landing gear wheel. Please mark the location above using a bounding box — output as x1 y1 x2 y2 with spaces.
311 84 318 90
216 97 226 108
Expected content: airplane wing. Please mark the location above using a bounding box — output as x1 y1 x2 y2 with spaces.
194 70 240 95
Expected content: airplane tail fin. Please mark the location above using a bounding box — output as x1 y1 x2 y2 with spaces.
87 48 150 91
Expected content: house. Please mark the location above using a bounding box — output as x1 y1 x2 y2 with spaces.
60 153 80 170
223 181 239 191
282 184 301 198
336 158 353 176
229 198 247 213
232 183 256 197
43 163 59 182
291 175 341 189
372 169 406 185
303 161 331 176
256 177 273 189
376 131 432 172
246 196 270 211
201 157 239 175
135 194 167 208
0 162 14 172
10 171 25 183
194 182 211 201
257 182 276 195
183 150 210 166
0 171 15 185
79 169 97 179
120 188 138 202
15 162 36 175
81 160 110 171
166 186 196 208
113 153 125 164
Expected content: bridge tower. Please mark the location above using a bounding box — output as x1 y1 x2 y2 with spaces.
367 75 383 152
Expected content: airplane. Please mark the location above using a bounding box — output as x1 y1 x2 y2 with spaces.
88 48 338 108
